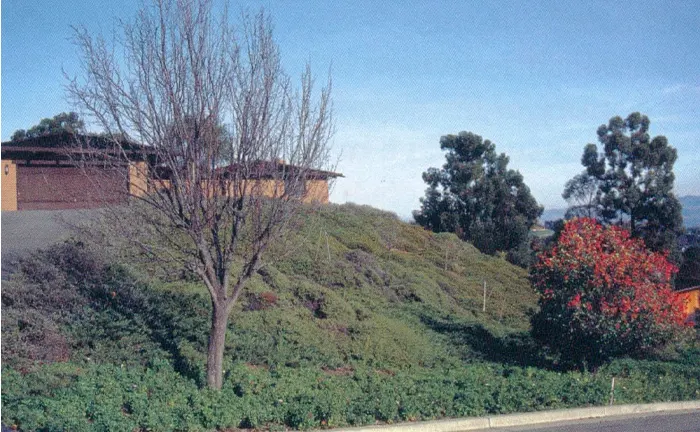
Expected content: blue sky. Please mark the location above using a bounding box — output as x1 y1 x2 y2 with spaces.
2 0 699 218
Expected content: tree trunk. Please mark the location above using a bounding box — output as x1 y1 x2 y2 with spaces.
206 301 229 390
630 215 636 236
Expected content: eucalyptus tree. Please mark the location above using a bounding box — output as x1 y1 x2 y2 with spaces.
573 112 683 254
414 132 542 265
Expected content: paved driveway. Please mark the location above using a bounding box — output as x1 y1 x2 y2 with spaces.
1 210 92 278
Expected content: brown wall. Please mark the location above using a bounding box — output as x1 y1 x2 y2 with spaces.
151 179 172 192
16 165 127 210
302 179 330 204
253 179 284 198
128 161 149 197
4 158 334 211
679 288 700 317
219 179 285 199
2 160 18 211
225 178 329 203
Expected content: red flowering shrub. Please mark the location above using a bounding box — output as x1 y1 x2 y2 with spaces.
530 218 688 369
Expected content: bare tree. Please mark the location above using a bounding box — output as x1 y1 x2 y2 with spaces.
66 0 333 390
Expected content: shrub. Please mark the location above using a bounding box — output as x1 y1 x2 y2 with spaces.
530 218 689 369
0 243 100 370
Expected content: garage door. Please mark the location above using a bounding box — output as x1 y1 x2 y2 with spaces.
17 165 128 210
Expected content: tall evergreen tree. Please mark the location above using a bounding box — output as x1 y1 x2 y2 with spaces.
574 112 683 255
414 132 542 265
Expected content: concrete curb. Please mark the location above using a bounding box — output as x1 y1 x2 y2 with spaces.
320 401 700 432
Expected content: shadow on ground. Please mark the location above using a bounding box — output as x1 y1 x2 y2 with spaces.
420 313 549 369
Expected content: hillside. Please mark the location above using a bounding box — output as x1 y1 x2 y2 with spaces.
231 203 538 368
3 203 698 431
2 204 537 374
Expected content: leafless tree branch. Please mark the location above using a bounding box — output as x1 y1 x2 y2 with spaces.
66 0 333 389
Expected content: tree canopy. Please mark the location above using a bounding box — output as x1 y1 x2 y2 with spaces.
677 246 700 290
413 132 542 265
569 112 683 255
11 112 85 141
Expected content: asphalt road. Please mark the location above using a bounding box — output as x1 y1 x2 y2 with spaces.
478 410 700 432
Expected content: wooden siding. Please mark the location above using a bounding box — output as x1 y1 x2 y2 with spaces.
154 178 330 204
677 287 700 319
4 160 333 211
128 161 149 197
16 165 127 210
1 160 18 211
302 179 329 203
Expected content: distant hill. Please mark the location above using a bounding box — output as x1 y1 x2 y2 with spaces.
680 195 700 228
542 195 700 228
540 208 566 222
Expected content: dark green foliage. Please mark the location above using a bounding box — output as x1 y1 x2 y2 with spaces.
413 132 543 266
10 112 85 141
505 241 536 269
2 242 105 370
677 246 700 290
572 112 684 256
3 359 698 431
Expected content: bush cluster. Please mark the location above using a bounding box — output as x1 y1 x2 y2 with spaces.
531 218 690 369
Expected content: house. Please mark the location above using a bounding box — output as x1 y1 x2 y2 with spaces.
1 132 341 211
150 159 341 205
676 286 700 325
1 132 152 210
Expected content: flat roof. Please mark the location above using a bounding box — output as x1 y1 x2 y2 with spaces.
676 285 700 294
2 132 154 161
3 133 343 179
